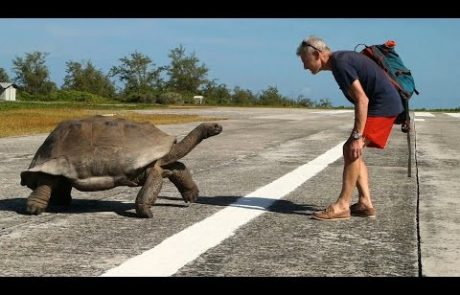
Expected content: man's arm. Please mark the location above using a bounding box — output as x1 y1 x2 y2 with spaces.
347 79 369 160
348 79 369 135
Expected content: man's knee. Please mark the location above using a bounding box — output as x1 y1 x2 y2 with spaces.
342 141 363 163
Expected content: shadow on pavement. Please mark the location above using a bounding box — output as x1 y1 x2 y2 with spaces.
0 196 188 218
197 195 319 216
0 194 318 217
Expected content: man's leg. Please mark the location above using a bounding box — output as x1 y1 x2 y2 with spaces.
312 140 362 220
356 160 373 208
351 159 377 217
350 116 398 217
336 141 376 215
334 147 362 210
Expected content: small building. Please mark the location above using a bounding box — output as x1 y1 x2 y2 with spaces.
0 82 18 101
193 95 204 104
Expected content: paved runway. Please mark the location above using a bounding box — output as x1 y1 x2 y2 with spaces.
0 107 458 276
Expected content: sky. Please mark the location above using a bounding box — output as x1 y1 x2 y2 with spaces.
0 18 459 109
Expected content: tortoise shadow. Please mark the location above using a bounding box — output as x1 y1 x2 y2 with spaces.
0 195 318 218
0 196 189 218
197 195 319 216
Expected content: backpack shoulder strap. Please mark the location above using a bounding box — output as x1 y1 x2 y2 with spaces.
354 43 368 52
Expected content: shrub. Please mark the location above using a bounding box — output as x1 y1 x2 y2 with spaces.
157 91 184 105
16 90 110 104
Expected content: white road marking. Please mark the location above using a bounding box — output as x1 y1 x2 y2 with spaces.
254 114 307 120
414 118 425 122
414 112 435 117
101 140 346 277
311 110 353 115
444 113 460 118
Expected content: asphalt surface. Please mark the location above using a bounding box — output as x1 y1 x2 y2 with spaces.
0 107 458 277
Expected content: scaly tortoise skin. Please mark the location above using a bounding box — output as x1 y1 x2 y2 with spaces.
20 115 222 218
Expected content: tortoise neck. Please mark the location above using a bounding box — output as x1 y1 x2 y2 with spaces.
159 126 204 166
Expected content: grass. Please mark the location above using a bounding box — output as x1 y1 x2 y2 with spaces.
0 103 224 138
0 100 169 111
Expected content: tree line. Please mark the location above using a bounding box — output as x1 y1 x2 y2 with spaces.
0 45 332 108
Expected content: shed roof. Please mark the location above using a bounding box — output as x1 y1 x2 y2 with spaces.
0 82 18 89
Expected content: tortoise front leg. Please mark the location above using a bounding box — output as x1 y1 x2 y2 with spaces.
135 166 163 218
26 174 58 215
164 161 199 203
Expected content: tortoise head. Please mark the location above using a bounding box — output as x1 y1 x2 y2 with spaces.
200 123 223 138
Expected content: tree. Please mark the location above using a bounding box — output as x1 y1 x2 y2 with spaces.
232 86 256 105
317 98 332 108
109 51 166 102
12 51 56 95
166 45 208 95
296 94 314 108
0 67 9 82
258 86 283 105
201 80 231 105
62 60 115 98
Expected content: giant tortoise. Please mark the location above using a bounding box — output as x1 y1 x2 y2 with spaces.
20 115 223 218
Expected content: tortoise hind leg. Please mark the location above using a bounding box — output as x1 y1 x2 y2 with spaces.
164 161 199 203
49 177 73 206
135 165 163 218
26 174 58 215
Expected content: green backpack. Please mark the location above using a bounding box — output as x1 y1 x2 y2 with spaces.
355 40 419 133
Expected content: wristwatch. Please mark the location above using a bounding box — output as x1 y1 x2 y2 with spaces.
351 130 363 140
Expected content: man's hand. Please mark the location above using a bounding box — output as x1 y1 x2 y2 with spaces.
346 137 365 161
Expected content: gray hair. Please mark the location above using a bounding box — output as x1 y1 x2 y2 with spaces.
296 36 331 56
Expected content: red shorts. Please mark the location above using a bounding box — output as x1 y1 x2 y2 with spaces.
363 116 397 149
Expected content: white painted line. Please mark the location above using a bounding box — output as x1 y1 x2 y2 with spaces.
444 113 460 118
414 118 425 122
254 114 306 120
101 140 346 277
414 112 435 117
311 110 353 115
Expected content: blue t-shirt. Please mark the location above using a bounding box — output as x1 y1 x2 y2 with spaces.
331 51 404 117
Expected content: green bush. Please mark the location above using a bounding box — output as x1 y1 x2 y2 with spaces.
157 91 184 105
16 91 36 101
50 90 108 103
17 90 111 104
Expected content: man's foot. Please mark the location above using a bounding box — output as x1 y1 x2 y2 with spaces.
311 205 350 221
350 202 376 217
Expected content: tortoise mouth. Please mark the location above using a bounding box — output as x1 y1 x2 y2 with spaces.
207 123 223 137
215 124 223 134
